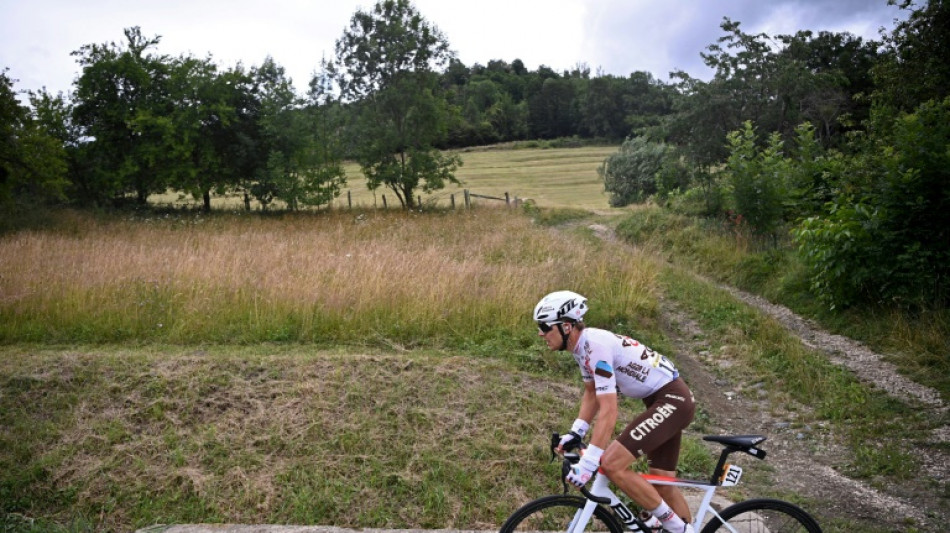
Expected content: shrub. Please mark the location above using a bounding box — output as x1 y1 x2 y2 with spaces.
599 137 680 206
724 122 789 239
793 98 950 308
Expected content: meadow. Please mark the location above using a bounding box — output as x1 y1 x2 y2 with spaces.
0 205 674 532
1 145 946 532
152 144 618 211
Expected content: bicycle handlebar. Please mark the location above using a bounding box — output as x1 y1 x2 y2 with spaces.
551 432 611 504
580 485 611 504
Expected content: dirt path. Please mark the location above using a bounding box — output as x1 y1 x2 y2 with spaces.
585 222 950 531
715 285 946 413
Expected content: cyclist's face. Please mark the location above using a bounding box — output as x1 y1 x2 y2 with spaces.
538 322 567 350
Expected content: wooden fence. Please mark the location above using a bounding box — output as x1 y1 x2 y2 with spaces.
342 189 523 210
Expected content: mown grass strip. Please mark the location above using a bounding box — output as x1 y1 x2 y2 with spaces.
0 345 713 532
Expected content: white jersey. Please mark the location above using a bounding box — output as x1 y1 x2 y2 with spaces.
570 327 679 398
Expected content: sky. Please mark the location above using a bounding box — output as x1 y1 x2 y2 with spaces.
1 0 909 99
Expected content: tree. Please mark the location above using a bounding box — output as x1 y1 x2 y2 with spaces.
779 30 879 142
330 0 461 209
283 63 348 210
248 57 300 210
161 55 239 211
665 19 866 164
580 75 626 139
71 27 172 206
621 71 674 134
0 70 68 212
487 92 528 141
873 0 950 113
528 76 578 139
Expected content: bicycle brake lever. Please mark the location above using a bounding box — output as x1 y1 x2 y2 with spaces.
550 432 560 462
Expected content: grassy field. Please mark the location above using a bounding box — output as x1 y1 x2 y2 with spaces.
152 145 619 211
2 145 946 532
0 206 674 532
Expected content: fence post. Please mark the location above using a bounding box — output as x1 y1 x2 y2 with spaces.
348 190 352 209
505 192 510 206
464 189 471 209
451 194 456 210
382 195 387 209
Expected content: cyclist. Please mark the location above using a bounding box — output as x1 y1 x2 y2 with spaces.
535 290 696 533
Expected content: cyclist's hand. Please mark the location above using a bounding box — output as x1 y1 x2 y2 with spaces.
557 418 589 452
557 431 584 453
566 444 603 487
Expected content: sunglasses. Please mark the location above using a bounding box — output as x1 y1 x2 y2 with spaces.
537 321 563 333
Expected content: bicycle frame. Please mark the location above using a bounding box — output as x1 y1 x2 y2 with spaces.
566 434 767 533
571 471 730 532
511 434 822 533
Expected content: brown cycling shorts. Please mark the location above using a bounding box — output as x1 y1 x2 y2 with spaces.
616 377 695 471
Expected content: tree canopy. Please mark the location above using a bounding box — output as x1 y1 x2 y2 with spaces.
329 0 460 209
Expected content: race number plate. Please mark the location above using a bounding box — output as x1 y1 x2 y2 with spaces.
720 464 743 486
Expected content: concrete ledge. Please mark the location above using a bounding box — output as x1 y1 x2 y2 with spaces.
136 524 497 533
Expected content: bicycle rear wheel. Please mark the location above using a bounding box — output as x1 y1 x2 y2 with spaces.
700 498 822 533
500 494 625 533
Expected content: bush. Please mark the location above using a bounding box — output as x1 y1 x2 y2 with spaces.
725 122 789 238
792 98 950 308
599 136 680 206
665 178 726 217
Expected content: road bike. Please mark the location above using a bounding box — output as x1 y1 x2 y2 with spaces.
499 433 822 533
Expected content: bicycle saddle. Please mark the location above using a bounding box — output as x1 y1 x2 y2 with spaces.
703 434 767 449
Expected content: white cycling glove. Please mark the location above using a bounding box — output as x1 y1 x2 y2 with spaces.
566 444 603 487
558 418 590 451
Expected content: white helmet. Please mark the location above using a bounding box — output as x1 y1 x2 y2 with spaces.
533 290 588 325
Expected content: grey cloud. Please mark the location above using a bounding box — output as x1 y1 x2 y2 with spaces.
583 0 905 81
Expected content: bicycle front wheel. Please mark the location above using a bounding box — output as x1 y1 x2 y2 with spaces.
700 498 822 533
500 494 625 533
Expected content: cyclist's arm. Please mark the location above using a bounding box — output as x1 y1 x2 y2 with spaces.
577 380 599 424
589 391 618 450
577 382 619 450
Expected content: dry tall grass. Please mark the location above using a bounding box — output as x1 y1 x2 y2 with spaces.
0 208 659 347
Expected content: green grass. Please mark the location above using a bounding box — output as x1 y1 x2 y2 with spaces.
616 205 950 402
0 345 714 532
3 145 948 532
151 144 619 211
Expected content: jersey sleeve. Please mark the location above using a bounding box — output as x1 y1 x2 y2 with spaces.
586 338 618 395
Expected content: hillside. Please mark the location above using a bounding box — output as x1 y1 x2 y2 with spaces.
2 152 948 532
